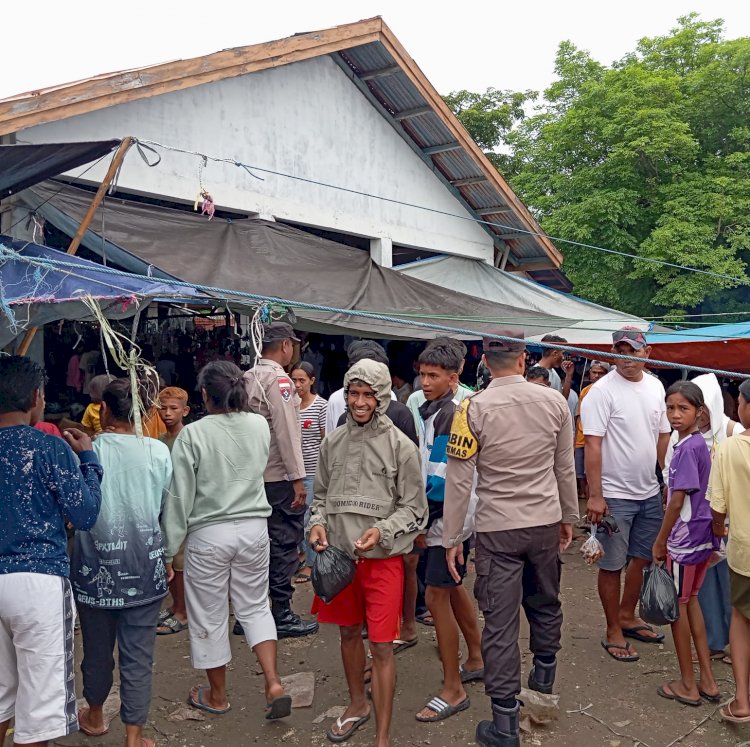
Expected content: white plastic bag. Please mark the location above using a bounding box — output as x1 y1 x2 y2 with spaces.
580 523 605 565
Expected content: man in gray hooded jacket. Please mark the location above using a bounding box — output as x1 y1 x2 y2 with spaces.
309 359 427 746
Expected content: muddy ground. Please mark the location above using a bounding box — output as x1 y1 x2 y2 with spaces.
44 536 750 747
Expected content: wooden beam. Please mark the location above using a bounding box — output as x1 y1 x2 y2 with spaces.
393 105 432 121
499 244 511 271
423 142 461 155
476 206 513 216
507 259 555 272
451 176 486 187
0 18 384 135
359 65 401 81
496 232 530 240
16 137 134 356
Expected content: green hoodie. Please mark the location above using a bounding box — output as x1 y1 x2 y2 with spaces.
309 359 427 559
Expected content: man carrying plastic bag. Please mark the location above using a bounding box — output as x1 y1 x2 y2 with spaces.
308 359 427 745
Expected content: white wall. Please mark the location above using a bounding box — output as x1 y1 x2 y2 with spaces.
19 55 493 264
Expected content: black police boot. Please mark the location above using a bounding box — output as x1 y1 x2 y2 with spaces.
232 620 244 636
475 701 521 747
527 656 557 694
272 601 319 639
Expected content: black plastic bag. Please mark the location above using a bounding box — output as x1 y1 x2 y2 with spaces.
639 562 679 626
311 545 357 603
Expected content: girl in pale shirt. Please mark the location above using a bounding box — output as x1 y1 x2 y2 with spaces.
161 361 291 720
709 379 750 723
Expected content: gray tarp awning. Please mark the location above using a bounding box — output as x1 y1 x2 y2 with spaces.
0 140 120 197
399 255 650 344
19 182 574 340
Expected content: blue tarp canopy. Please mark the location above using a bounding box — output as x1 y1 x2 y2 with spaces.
648 323 750 343
0 236 208 347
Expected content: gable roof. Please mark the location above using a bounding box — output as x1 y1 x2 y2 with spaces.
0 17 562 273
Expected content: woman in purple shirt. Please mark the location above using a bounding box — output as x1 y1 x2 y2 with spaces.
653 381 720 707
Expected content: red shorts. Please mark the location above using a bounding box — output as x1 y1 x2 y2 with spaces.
668 557 710 605
311 556 404 643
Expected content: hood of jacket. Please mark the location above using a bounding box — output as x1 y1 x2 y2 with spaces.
343 359 392 418
692 373 727 442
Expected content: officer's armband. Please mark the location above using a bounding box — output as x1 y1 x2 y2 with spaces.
446 400 478 460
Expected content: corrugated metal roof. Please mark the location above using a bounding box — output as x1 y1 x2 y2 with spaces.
337 38 563 272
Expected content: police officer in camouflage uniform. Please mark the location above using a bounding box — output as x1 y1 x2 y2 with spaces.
242 322 318 638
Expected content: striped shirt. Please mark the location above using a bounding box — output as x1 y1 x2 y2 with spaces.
299 395 328 477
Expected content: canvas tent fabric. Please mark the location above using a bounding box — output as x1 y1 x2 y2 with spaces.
0 140 120 197
0 235 205 348
398 255 649 344
17 182 572 340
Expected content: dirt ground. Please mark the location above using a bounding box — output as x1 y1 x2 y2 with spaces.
48 536 750 747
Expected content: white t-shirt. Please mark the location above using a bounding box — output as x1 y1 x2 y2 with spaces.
547 367 562 392
324 386 396 433
581 369 670 501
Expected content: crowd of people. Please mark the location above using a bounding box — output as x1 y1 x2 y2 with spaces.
2 321 750 747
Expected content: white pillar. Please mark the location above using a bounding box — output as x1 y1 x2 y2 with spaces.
370 237 393 268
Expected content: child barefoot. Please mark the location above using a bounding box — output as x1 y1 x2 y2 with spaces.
653 381 719 706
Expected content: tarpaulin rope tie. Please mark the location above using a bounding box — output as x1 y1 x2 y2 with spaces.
4 244 750 379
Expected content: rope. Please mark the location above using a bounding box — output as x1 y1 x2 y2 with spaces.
135 138 748 285
3 245 750 379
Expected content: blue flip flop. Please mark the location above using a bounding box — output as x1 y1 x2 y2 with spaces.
188 685 231 715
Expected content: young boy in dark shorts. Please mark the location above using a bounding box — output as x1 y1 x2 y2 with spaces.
413 341 484 723
309 359 427 746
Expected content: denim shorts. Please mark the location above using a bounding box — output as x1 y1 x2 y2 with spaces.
597 493 664 571
574 447 586 479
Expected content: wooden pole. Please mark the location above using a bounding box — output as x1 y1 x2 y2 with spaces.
16 136 134 356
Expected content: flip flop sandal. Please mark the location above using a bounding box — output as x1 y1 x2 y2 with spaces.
721 702 750 723
415 695 471 723
188 685 231 715
265 694 292 720
601 640 640 662
393 638 418 654
293 572 312 584
699 687 722 703
77 707 109 737
622 625 665 644
656 684 701 707
326 712 370 743
416 612 434 627
157 616 188 635
366 638 418 660
459 665 484 683
158 607 173 623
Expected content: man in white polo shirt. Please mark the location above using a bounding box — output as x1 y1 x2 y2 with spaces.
582 327 671 663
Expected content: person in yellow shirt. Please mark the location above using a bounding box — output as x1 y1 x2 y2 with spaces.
709 378 750 724
80 375 115 434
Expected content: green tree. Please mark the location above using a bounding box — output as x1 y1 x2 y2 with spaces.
444 88 536 171
446 14 750 318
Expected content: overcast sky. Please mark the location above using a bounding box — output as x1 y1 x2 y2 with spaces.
3 1 749 100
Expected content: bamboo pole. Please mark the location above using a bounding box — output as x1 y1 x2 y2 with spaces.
16 136 134 356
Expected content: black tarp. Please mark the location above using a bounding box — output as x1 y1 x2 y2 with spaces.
0 140 120 197
20 182 574 340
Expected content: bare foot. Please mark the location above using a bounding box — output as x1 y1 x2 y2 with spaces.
265 677 285 703
697 677 720 699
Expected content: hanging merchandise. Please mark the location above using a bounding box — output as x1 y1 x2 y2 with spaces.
193 155 215 220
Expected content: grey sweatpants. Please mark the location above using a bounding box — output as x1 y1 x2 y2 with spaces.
474 525 563 701
78 599 161 725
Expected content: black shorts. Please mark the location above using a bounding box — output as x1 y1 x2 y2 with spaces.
425 539 471 589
